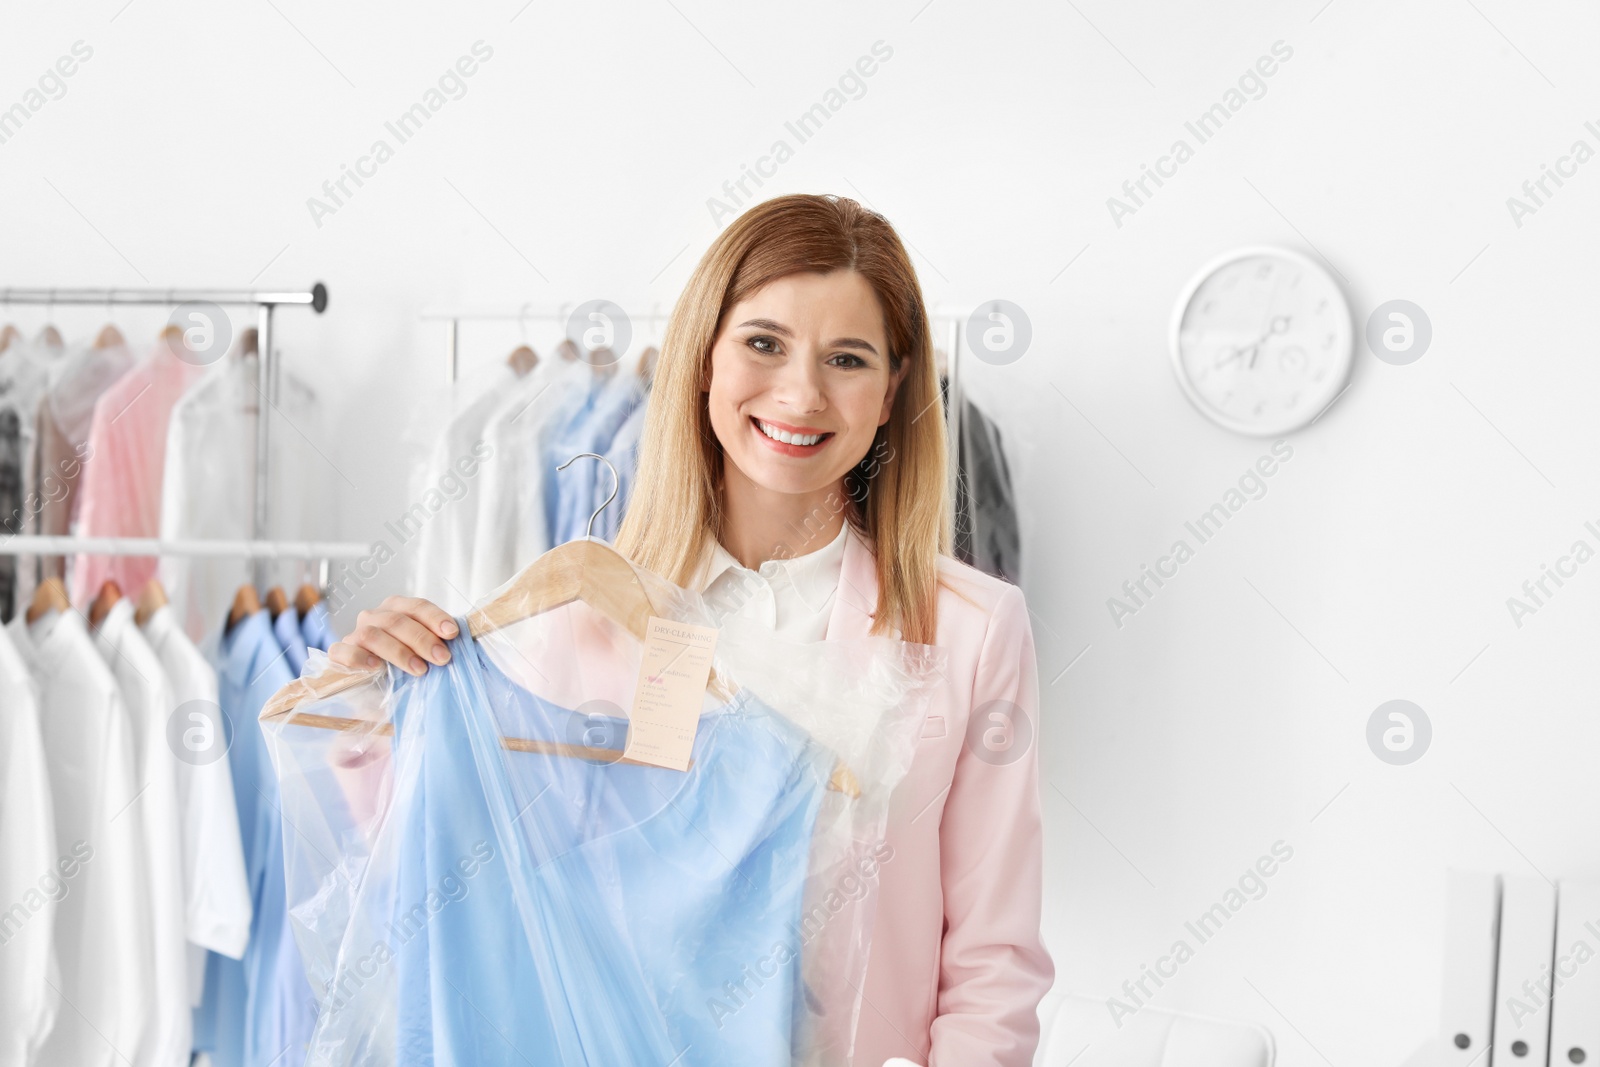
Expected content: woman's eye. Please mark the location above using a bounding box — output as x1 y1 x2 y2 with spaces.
747 336 779 354
829 353 867 368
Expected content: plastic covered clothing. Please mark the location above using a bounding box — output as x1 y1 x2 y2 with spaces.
943 376 1021 585
263 544 943 1066
71 340 208 606
0 339 50 621
158 348 326 642
300 600 334 652
547 370 643 543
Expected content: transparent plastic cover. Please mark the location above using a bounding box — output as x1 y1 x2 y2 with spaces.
262 543 943 1066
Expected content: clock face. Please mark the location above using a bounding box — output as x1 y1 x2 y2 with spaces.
1169 247 1352 436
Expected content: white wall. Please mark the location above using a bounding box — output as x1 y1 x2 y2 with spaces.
5 1 1598 1062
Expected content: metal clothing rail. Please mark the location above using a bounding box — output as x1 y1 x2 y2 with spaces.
1 283 330 589
0 536 372 559
419 305 671 386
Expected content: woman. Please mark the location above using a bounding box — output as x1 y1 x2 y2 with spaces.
331 193 1054 1066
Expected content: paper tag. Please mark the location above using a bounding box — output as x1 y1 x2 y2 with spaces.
621 616 719 771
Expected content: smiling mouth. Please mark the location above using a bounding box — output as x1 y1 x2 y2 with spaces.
751 416 834 449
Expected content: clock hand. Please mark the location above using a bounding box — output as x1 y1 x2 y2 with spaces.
1247 316 1292 370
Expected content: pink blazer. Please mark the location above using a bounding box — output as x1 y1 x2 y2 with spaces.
829 525 1054 1067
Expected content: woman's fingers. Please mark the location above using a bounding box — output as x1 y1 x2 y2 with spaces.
382 596 460 640
342 606 453 676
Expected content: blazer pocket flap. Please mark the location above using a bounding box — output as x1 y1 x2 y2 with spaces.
920 714 946 739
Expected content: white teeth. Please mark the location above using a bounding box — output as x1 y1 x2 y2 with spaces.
756 419 824 447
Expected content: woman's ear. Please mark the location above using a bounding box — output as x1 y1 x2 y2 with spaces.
878 359 910 426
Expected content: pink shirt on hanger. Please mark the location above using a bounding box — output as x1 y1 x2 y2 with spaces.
70 338 207 606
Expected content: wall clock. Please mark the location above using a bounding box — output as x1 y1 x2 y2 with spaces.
1169 246 1352 436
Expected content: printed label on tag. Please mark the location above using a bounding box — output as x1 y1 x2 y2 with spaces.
622 615 719 771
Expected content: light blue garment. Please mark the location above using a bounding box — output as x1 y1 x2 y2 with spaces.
367 617 832 1065
299 601 334 652
598 384 650 541
539 372 601 546
549 373 644 544
273 606 310 674
193 609 317 1067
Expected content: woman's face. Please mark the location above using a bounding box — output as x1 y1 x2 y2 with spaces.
706 269 904 497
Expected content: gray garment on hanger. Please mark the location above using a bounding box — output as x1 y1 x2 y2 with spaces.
943 376 1021 585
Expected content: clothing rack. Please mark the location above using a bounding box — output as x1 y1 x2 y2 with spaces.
421 304 966 507
0 283 349 590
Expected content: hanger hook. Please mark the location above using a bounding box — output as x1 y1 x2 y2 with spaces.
555 452 619 541
518 301 531 343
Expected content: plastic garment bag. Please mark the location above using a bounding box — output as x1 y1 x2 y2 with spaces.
263 547 942 1066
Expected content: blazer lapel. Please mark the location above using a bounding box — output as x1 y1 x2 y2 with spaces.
825 523 887 641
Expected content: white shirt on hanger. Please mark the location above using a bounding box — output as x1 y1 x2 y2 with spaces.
0 621 60 1067
409 361 517 612
468 357 585 606
139 602 253 1005
91 597 191 1067
157 350 324 642
6 608 151 1067
693 520 849 641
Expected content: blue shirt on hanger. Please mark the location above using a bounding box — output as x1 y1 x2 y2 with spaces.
299 600 334 652
549 373 644 544
361 617 834 1065
272 606 310 675
539 372 602 546
599 386 650 541
193 608 317 1067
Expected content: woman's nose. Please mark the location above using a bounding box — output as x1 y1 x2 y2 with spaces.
770 354 826 411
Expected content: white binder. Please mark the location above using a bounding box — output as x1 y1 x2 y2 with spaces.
1440 870 1501 1064
1493 875 1557 1065
1550 878 1600 1066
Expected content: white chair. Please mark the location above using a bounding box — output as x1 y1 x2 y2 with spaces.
1034 990 1276 1067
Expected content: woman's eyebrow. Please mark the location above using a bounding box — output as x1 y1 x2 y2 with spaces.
736 318 880 356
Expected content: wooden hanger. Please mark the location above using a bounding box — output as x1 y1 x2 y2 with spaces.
265 585 289 619
26 578 69 624
294 583 321 615
135 579 168 627
158 323 183 344
261 538 861 795
88 580 123 630
0 324 20 355
95 323 125 349
228 583 261 632
506 344 538 377
37 324 63 348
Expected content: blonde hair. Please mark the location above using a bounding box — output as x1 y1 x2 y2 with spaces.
614 193 953 644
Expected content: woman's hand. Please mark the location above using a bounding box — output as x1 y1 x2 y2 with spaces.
328 595 458 677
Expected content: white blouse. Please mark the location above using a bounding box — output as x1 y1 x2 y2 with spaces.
693 521 848 641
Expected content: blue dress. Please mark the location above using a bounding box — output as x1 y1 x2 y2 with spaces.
321 616 834 1065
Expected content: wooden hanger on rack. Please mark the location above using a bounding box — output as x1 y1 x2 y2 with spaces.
0 324 20 355
265 585 289 619
26 578 70 624
294 583 321 615
260 460 861 795
95 323 125 349
135 579 168 627
37 324 63 348
88 580 122 629
228 583 261 632
506 344 538 377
